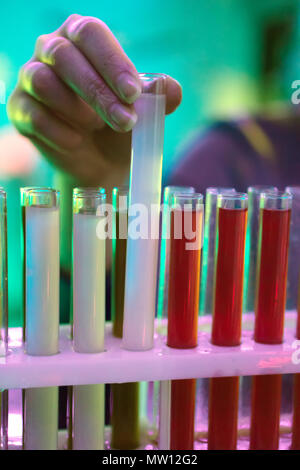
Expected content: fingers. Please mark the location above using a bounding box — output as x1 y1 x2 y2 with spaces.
165 76 182 114
19 61 105 131
60 15 142 104
34 35 137 132
7 90 83 151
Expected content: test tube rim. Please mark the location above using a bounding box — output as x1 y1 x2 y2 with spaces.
171 192 204 210
21 187 60 207
248 185 278 194
260 190 292 201
138 73 167 94
206 187 236 195
260 190 292 210
217 192 248 210
73 189 106 200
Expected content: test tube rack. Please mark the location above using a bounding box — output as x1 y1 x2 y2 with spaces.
1 311 299 390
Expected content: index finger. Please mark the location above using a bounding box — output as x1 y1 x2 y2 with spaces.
60 15 142 105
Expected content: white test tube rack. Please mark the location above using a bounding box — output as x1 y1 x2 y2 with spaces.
2 311 300 450
1 311 299 386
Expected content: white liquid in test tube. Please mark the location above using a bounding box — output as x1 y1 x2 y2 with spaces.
159 380 171 450
73 385 104 450
24 387 58 450
73 213 105 353
123 74 166 351
25 204 59 355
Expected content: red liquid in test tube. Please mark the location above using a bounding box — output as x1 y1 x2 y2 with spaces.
208 193 247 450
250 191 291 450
167 194 203 450
293 269 300 448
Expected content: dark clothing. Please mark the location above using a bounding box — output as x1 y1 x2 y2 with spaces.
169 116 300 192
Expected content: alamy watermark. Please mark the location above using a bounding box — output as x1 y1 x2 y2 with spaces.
93 197 203 251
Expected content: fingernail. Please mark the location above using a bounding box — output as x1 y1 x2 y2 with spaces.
109 103 137 131
116 73 142 103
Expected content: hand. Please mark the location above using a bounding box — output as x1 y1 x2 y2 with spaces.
7 14 182 186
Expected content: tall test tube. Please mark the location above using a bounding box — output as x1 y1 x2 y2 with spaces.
243 186 277 313
123 73 166 351
159 194 203 450
157 185 195 321
111 187 140 450
22 188 60 355
71 188 106 450
199 187 235 315
250 191 291 450
0 189 8 356
208 193 248 450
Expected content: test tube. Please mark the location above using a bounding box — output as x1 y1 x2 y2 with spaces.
285 186 300 310
157 185 195 321
71 188 106 450
73 188 106 353
22 188 60 356
199 187 236 315
0 189 8 356
72 384 105 450
167 193 203 348
208 193 248 450
123 73 166 351
160 194 203 450
111 382 140 449
292 190 300 448
250 191 291 450
20 187 52 343
111 187 140 449
23 387 58 450
243 186 277 313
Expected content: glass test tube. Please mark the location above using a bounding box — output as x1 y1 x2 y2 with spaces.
69 187 105 339
0 189 8 356
111 187 140 449
160 194 203 450
250 191 292 450
22 188 60 355
23 387 58 450
111 187 128 338
21 187 51 343
292 194 300 448
72 384 105 450
157 185 195 321
285 187 300 310
123 73 166 351
72 189 106 449
199 187 236 315
167 194 203 348
73 188 106 353
243 186 277 313
208 193 248 450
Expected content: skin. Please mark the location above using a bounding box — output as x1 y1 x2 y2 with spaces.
7 14 182 192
